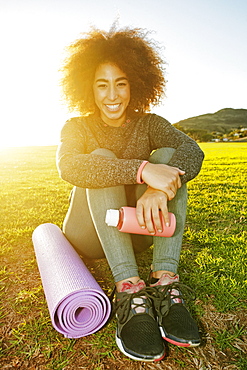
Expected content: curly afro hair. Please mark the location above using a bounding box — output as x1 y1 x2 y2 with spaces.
60 26 166 116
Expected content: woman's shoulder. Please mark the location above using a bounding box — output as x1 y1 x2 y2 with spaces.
64 115 87 126
62 115 94 131
60 116 90 139
134 113 170 126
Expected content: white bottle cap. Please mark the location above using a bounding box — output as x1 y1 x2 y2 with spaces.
105 209 120 227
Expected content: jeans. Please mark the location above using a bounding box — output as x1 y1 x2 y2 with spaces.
62 148 187 282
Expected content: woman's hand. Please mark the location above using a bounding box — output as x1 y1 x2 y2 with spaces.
141 163 185 200
136 187 169 234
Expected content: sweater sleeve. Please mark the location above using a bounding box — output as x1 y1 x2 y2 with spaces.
56 119 144 188
149 115 204 184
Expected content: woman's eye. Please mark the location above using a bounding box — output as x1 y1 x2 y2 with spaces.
117 82 127 87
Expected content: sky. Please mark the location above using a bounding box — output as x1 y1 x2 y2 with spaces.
0 0 246 147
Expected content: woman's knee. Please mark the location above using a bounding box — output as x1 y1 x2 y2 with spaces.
149 148 175 165
91 148 117 158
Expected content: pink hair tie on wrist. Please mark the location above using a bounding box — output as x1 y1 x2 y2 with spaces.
136 161 149 184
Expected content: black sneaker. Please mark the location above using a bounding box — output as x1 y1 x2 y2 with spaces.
114 280 165 362
149 274 201 347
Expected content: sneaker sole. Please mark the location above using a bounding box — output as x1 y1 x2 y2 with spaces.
159 327 201 348
116 333 166 362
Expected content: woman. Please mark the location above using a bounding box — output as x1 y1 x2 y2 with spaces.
57 26 204 362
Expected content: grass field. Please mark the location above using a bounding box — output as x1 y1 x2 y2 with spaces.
0 143 246 370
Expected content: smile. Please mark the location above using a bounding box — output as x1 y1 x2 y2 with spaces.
105 104 121 112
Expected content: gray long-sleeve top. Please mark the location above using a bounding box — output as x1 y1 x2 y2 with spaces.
56 113 204 188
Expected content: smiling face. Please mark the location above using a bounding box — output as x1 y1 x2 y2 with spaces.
93 63 130 127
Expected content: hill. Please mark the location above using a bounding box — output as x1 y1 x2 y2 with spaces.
175 108 247 134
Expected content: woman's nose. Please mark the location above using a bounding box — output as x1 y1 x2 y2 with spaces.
108 85 118 100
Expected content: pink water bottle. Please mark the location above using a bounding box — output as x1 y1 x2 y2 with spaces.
105 206 176 237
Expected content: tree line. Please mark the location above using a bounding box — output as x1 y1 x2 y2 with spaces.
173 124 247 142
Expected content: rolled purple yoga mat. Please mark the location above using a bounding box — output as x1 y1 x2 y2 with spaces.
32 223 111 338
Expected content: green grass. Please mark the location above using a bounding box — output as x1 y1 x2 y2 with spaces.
181 143 247 314
0 143 246 369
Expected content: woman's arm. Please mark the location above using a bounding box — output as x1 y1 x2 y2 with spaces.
56 118 144 188
135 114 205 232
149 114 205 184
